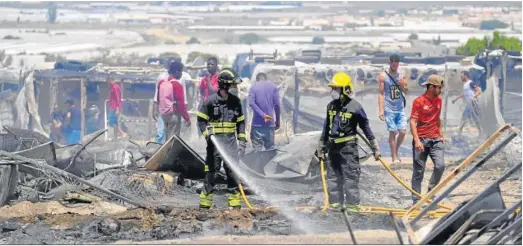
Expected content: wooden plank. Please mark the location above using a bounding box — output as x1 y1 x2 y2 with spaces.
80 78 86 138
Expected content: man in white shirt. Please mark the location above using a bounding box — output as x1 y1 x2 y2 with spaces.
153 58 188 143
452 71 482 137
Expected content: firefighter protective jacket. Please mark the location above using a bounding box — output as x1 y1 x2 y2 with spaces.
320 98 376 145
197 93 246 141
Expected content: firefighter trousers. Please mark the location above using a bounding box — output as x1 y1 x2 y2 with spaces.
200 134 242 208
326 140 360 206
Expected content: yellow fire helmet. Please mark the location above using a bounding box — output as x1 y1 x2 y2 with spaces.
328 72 354 96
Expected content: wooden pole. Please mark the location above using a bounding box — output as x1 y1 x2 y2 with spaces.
148 99 153 141
80 78 86 138
49 79 57 117
501 51 507 116
443 63 449 136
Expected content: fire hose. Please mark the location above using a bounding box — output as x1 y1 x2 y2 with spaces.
209 130 449 217
356 131 454 211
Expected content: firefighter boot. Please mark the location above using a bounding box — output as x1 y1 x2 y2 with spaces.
227 192 242 209
199 191 214 209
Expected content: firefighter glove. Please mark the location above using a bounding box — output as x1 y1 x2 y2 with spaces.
238 140 247 158
316 142 326 158
369 139 381 160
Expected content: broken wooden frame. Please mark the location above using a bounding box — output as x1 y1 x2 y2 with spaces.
400 124 521 244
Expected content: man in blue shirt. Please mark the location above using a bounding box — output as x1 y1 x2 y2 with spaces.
248 73 280 151
64 99 82 145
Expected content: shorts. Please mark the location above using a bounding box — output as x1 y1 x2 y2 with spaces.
384 111 407 132
107 110 118 127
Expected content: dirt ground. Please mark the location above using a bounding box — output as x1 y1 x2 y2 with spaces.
0 133 521 244
116 230 399 244
1 153 520 244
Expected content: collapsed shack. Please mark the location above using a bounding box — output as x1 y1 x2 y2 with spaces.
33 68 160 142
32 65 205 143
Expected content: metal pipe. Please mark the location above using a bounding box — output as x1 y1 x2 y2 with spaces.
341 207 358 245
486 216 522 244
416 158 521 244
390 211 404 245
469 199 522 243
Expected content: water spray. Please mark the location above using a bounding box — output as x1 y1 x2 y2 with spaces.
208 133 316 234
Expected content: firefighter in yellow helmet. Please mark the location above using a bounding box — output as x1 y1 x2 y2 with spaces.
317 72 381 212
197 68 246 209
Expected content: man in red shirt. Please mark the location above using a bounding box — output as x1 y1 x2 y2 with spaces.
410 74 445 205
107 76 127 140
157 61 191 138
199 57 219 103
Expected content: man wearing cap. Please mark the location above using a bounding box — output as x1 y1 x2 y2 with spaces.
64 99 82 145
410 74 445 205
378 54 408 165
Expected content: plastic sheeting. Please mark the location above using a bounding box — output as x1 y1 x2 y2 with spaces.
478 76 506 137
13 71 48 138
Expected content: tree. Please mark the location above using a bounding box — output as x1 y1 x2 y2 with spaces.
186 37 200 45
479 20 509 30
47 3 57 24
408 33 418 40
456 31 522 56
238 33 266 45
376 9 385 17
312 36 325 44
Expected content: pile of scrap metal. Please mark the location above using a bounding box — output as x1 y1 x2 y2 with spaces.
0 127 143 207
388 124 522 245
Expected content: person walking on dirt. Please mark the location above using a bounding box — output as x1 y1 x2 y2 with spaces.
197 68 246 209
410 74 445 205
157 61 191 139
107 76 127 140
154 58 176 143
378 54 408 165
452 71 482 137
64 99 82 145
248 72 280 151
317 72 381 212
